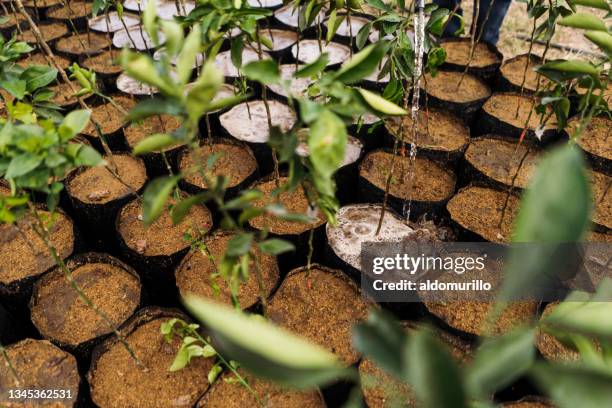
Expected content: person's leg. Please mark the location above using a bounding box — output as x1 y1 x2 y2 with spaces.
433 0 463 38
475 0 512 45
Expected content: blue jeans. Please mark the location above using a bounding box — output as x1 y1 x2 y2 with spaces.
433 0 512 45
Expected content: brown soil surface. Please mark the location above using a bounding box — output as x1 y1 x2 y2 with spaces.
447 186 519 243
48 1 92 19
385 108 469 153
89 315 213 408
179 141 257 189
248 176 326 235
118 197 212 257
82 50 122 75
67 154 146 204
576 80 612 105
0 211 73 286
175 232 278 309
17 22 67 44
124 115 182 151
482 93 556 131
360 150 456 202
49 81 80 107
56 32 111 56
589 170 611 230
22 0 62 6
267 266 371 365
196 369 324 408
535 302 580 362
0 339 79 408
18 52 71 70
568 116 611 162
588 231 612 242
360 323 471 408
82 96 135 137
465 137 541 188
425 300 538 336
423 71 491 103
443 40 501 68
31 259 141 346
500 54 547 92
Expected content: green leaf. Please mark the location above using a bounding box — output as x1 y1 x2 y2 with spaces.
498 145 591 303
295 54 329 78
143 0 158 45
74 145 102 167
133 134 177 155
161 20 184 57
142 175 179 226
530 363 612 408
569 0 611 10
356 22 372 50
122 51 176 96
5 153 42 179
406 329 467 408
537 59 601 82
231 37 244 68
352 309 407 378
558 12 607 31
186 62 223 119
59 109 91 140
127 98 184 121
466 329 535 398
357 88 407 115
0 79 26 99
226 232 254 257
334 42 388 84
257 239 295 255
171 193 209 225
183 295 350 388
242 59 280 85
177 25 201 85
21 65 58 92
584 30 612 56
308 109 347 178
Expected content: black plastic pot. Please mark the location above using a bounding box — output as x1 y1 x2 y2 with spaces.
441 38 503 83
47 2 91 31
563 115 611 176
64 156 147 249
423 78 491 125
474 92 560 144
495 53 546 94
358 149 457 221
114 196 212 306
177 138 260 201
29 252 144 366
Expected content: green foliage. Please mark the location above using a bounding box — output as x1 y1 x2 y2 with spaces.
142 175 180 226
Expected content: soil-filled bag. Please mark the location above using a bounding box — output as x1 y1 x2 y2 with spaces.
115 195 213 305
22 0 64 17
54 32 112 59
268 264 372 366
0 338 81 408
246 175 327 272
273 3 325 36
460 135 541 191
177 138 260 202
496 53 548 94
267 63 315 100
196 369 325 408
65 154 147 248
348 112 387 153
474 92 559 144
124 114 184 177
88 307 215 408
17 22 69 48
88 11 140 34
18 51 72 73
358 149 457 220
421 70 491 124
446 185 520 243
0 13 28 38
47 1 92 31
47 80 96 111
219 100 296 175
589 169 611 232
384 107 469 164
535 302 583 363
0 208 75 318
79 95 136 152
175 230 279 310
29 252 143 363
322 14 371 49
291 39 352 70
253 27 299 61
440 38 503 83
565 115 611 175
325 203 417 279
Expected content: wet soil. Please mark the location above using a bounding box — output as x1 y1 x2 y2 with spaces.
443 40 501 68
423 71 491 103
